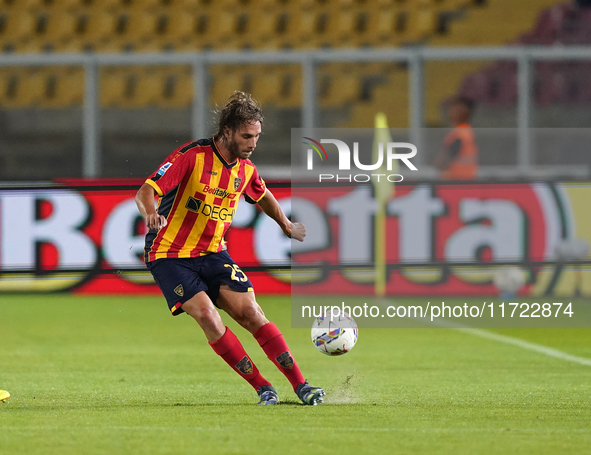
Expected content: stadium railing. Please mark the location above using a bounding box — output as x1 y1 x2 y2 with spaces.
1 46 591 178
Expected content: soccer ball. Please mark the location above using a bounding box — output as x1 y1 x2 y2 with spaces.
311 311 358 356
493 266 526 294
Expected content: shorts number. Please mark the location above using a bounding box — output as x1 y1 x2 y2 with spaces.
224 264 248 282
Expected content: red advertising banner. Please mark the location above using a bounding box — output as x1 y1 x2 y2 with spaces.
0 180 291 294
291 183 552 296
0 180 588 296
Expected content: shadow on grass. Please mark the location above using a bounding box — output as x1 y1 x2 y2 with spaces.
2 400 311 410
3 397 358 411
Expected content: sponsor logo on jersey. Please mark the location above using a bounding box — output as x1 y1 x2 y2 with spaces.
235 356 253 375
186 196 235 221
202 185 237 200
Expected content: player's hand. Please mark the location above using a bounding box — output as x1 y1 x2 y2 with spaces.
146 213 168 231
288 221 306 242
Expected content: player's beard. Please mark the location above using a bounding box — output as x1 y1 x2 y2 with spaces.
227 137 252 160
227 138 240 158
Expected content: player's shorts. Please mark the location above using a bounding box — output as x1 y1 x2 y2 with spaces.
146 251 254 316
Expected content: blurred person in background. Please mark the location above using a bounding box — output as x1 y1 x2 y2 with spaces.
433 96 478 180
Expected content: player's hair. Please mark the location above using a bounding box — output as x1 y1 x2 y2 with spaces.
214 91 264 139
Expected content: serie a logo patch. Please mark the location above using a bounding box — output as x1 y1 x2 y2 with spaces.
156 162 172 177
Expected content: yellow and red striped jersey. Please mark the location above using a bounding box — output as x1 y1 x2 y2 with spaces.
144 138 267 262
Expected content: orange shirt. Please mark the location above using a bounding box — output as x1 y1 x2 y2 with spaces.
144 138 266 262
442 123 478 180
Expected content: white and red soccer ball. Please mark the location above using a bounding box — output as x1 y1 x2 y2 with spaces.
311 311 358 356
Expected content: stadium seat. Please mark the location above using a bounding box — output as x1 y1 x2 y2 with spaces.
209 65 248 106
423 60 488 125
403 3 438 42
72 9 118 52
329 9 362 47
274 64 302 109
132 0 170 9
245 10 285 50
286 9 325 49
0 69 20 107
361 7 399 47
10 69 48 107
158 65 193 109
84 0 128 10
3 0 45 11
34 67 84 108
430 0 561 46
159 11 198 51
46 9 78 39
127 68 157 107
317 64 361 108
0 11 36 51
250 66 284 107
111 10 161 51
341 68 410 128
47 0 82 10
196 11 246 50
100 68 130 107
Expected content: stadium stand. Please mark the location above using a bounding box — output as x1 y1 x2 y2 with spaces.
455 1 591 111
0 0 475 111
0 0 583 178
349 0 564 127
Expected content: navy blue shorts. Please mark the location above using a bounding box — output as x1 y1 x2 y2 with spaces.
146 251 254 316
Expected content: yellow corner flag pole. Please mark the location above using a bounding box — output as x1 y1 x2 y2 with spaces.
372 113 396 297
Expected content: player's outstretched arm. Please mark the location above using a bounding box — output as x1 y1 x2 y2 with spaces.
135 183 168 230
257 190 306 242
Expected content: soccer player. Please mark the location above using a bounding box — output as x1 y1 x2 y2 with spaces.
135 91 325 406
433 96 478 180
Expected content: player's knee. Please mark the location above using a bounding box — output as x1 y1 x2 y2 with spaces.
240 303 260 320
196 308 218 326
184 301 217 325
236 302 266 330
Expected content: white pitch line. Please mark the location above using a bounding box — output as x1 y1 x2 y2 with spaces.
1 425 589 433
456 327 591 367
375 299 591 367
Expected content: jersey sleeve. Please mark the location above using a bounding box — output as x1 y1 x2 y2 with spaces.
244 166 267 203
146 148 193 196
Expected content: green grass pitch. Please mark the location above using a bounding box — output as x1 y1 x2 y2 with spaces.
1 294 590 454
